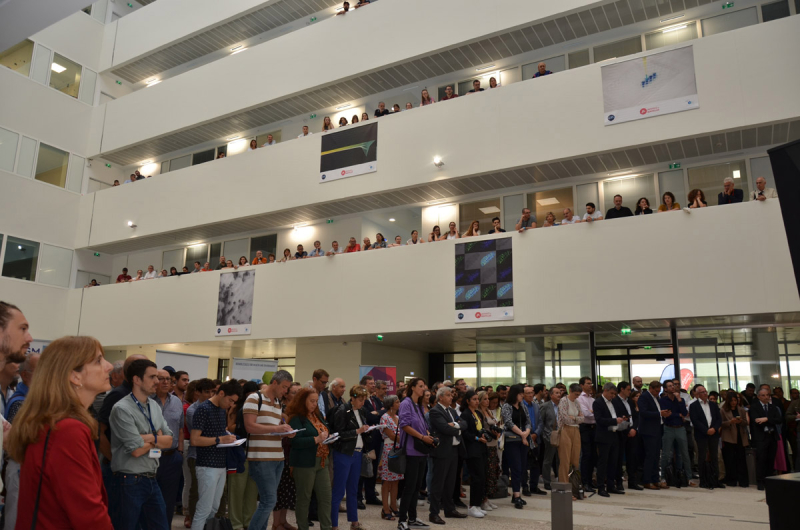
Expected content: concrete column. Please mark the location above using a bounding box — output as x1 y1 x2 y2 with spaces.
750 329 781 388
526 337 545 385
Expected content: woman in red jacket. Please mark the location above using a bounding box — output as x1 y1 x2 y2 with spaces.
8 335 114 529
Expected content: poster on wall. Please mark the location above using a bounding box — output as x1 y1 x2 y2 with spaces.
215 270 255 336
602 45 699 126
359 365 397 395
660 365 695 391
319 122 377 183
27 340 50 354
231 358 279 383
455 237 514 323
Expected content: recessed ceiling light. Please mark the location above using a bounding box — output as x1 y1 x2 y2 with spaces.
230 45 244 51
732 170 741 179
389 218 396 222
433 156 444 168
17 245 22 250
478 206 501 214
536 198 560 206
660 14 685 23
145 79 161 87
140 160 152 165
476 64 496 72
335 103 352 110
608 171 632 177
226 136 241 141
231 48 248 55
662 24 687 33
50 63 66 73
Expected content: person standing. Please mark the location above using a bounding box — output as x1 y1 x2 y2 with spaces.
689 385 723 489
109 359 174 530
460 391 489 518
397 378 435 530
153 369 184 525
539 387 561 490
379 396 404 520
331 385 371 530
227 382 260 530
750 388 782 490
184 378 216 526
720 391 749 487
522 385 545 496
638 381 668 490
576 377 597 493
592 383 625 497
359 375 384 507
659 380 696 488
612 382 641 491
9 336 113 529
501 384 531 509
428 387 467 523
557 384 583 500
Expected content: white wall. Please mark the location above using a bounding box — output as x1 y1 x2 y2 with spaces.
76 201 800 347
361 343 428 383
82 16 800 249
0 278 81 340
71 248 114 287
275 216 361 257
30 11 106 71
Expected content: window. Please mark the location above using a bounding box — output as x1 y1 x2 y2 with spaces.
602 174 655 214
687 160 749 206
0 39 34 77
658 169 686 209
192 149 215 165
0 127 19 173
185 244 209 269
526 186 575 226
750 156 776 191
2 236 40 282
16 136 36 177
503 194 524 234
79 68 97 105
499 66 521 86
169 154 191 172
522 55 565 79
38 244 73 288
593 36 642 63
216 145 228 158
249 235 277 262
458 197 501 235
210 243 222 267
49 53 81 98
568 49 590 69
222 239 249 263
701 7 758 37
761 0 790 22
162 249 184 273
35 143 70 188
256 130 281 146
644 22 698 50
576 182 599 218
82 6 92 15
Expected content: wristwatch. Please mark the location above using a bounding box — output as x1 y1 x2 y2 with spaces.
215 436 220 445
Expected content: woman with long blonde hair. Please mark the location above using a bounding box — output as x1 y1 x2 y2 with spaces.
9 336 114 529
322 116 335 131
462 220 481 237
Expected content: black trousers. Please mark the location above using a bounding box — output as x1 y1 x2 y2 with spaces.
465 456 486 507
754 432 778 486
722 441 748 486
596 441 619 490
684 423 696 471
430 452 458 516
399 456 426 523
527 444 541 491
695 433 721 487
616 431 637 487
579 424 597 485
451 456 464 503
641 434 661 485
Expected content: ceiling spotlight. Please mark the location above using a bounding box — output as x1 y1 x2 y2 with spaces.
231 47 248 55
50 62 66 73
127 221 137 228
17 245 22 250
335 103 353 110
230 45 244 51
145 79 161 87
433 156 444 168
389 218 396 222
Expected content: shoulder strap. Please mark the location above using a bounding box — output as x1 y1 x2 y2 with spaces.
31 427 54 530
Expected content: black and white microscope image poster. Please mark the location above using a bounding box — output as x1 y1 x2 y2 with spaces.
215 270 255 336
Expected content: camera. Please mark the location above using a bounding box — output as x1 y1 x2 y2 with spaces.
477 429 496 441
430 437 440 448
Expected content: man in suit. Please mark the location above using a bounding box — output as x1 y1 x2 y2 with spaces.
750 387 783 490
638 381 669 490
750 177 778 201
718 176 744 205
689 384 724 490
522 385 545 496
612 381 642 491
359 376 385 507
592 383 625 497
428 386 467 523
540 387 561 490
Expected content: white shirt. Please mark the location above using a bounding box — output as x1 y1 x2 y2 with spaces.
354 409 364 450
604 396 618 432
261 140 276 147
327 248 342 254
698 399 712 427
143 271 158 279
297 132 313 138
439 403 461 445
446 233 458 240
651 392 663 424
619 396 632 417
561 215 580 225
583 210 603 221
406 238 423 245
750 188 778 200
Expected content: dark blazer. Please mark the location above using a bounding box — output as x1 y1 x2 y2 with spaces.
289 415 328 468
363 394 385 447
637 390 662 438
429 405 466 459
460 408 488 459
540 400 559 443
612 396 637 434
748 400 783 444
331 402 371 455
718 188 744 205
688 400 722 438
592 396 619 444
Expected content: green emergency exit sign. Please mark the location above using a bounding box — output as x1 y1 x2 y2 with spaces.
722 2 734 8
669 162 681 169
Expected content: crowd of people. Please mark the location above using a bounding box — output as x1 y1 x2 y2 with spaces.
1 300 797 530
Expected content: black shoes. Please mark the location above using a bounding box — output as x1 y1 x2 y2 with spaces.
543 484 551 491
608 488 625 495
628 483 643 491
583 484 596 493
512 497 524 509
598 488 610 498
531 488 547 496
757 484 765 491
428 515 445 525
357 501 366 510
452 500 467 509
521 487 532 497
366 498 383 506
444 511 467 519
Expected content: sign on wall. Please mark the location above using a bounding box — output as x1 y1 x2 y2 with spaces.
215 270 255 336
27 340 50 354
231 358 278 383
359 365 397 396
602 45 699 126
319 122 377 183
455 237 514 323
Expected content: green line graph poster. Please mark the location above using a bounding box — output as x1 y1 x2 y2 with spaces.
319 122 378 183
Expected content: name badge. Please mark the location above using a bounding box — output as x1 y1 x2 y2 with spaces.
149 449 162 459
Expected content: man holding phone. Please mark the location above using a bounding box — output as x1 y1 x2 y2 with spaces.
613 382 641 491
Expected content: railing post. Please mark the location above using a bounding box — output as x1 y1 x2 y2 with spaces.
551 482 573 530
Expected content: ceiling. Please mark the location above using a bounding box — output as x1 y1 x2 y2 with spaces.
100 0 722 165
87 118 800 254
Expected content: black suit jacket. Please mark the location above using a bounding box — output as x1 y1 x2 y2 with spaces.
592 396 619 444
460 409 488 459
749 400 783 444
612 396 637 434
689 400 722 438
363 394 385 447
331 402 371 455
429 405 467 459
718 188 744 205
637 391 662 438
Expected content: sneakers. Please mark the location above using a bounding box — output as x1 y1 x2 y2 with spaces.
408 519 430 528
467 506 485 518
488 502 498 509
480 502 493 512
398 523 409 530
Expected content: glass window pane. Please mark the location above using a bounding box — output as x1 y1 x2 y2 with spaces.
256 130 281 146
687 160 749 206
761 0 790 22
185 244 208 269
222 239 249 263
526 186 574 227
169 155 191 172
503 194 524 234
0 39 34 77
593 36 642 63
16 136 36 177
0 127 19 173
522 55 565 79
82 6 92 15
66 154 84 192
658 169 685 209
49 53 81 98
701 7 758 37
30 44 51 85
35 143 70 188
750 156 776 191
499 67 521 86
603 174 656 214
2 236 40 282
644 22 698 50
192 149 215 165
78 67 97 105
576 182 599 217
249 235 277 262
160 160 170 174
162 249 184 273
458 197 501 234
568 49 590 69
38 244 73 287
210 243 222 267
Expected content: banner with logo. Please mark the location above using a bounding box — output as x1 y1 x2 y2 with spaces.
455 237 514 323
215 270 255 336
359 365 397 396
602 45 698 126
27 340 50 354
232 358 279 383
319 122 377 183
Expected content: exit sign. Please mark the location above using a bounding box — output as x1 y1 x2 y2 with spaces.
309 114 317 119
621 327 632 335
722 2 734 8
669 162 681 169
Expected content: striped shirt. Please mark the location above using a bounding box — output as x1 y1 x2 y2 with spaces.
242 392 283 461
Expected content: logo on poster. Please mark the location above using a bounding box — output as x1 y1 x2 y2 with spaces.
217 328 221 334
608 114 615 122
458 313 464 320
340 169 353 177
475 312 482 319
640 108 647 115
322 175 326 180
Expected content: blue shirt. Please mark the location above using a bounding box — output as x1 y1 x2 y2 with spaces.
533 70 552 78
308 248 324 257
659 394 688 427
193 400 229 468
523 399 541 441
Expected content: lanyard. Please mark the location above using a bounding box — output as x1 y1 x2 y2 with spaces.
130 393 158 444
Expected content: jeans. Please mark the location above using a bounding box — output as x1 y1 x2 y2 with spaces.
156 450 183 523
331 450 362 526
249 460 285 530
426 455 434 500
294 457 332 530
112 474 169 530
228 460 259 530
661 426 692 481
3 459 20 530
192 467 227 529
505 441 528 493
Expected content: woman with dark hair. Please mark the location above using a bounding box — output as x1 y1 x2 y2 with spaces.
273 383 301 530
331 385 371 530
249 139 258 151
420 88 435 107
351 115 360 124
339 117 349 127
361 112 369 122
501 384 531 509
428 225 442 242
720 391 749 487
397 378 435 529
444 222 460 240
238 256 249 267
478 391 500 508
228 381 260 530
634 197 652 215
170 266 179 276
280 249 294 262
378 395 402 519
687 189 708 208
9 336 114 529
217 152 226 159
372 233 387 249
658 191 680 212
461 390 489 518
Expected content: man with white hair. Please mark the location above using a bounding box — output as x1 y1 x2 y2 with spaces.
561 208 581 225
320 377 346 422
718 177 744 205
429 386 467 522
750 177 778 201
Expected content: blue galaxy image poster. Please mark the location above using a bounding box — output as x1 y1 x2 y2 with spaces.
455 237 514 323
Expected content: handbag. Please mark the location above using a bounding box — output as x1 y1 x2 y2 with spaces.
387 421 406 474
203 518 234 530
549 425 560 447
360 451 374 477
568 467 584 499
31 427 53 529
